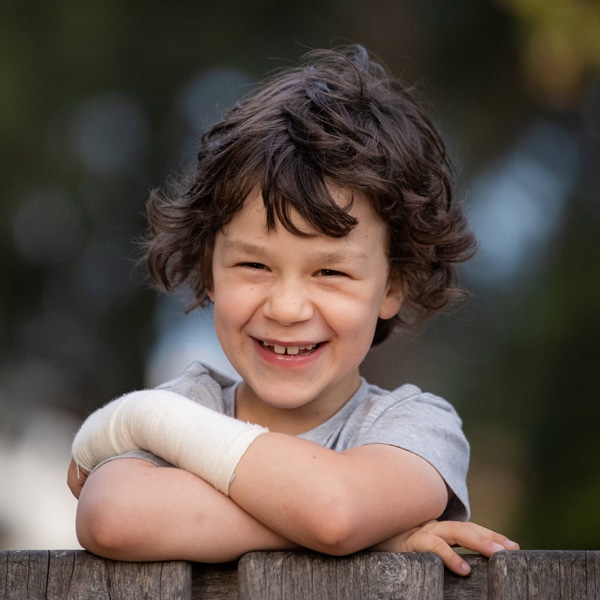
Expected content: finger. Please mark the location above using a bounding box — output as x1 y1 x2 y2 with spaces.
67 478 82 499
407 532 472 576
424 521 519 556
67 458 89 499
67 477 83 499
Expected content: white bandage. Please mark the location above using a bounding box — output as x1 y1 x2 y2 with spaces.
71 389 267 495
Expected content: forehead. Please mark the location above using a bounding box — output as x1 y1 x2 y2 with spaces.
224 187 387 240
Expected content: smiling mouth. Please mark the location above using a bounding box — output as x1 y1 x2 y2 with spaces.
259 341 320 356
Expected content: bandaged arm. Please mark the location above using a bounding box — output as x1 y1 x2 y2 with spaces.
71 389 267 495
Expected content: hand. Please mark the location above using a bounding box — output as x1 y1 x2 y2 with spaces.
371 519 519 576
67 458 89 499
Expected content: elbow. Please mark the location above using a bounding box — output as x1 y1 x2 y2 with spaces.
312 521 363 557
76 514 120 559
76 501 137 560
314 532 358 557
296 486 449 557
300 497 365 556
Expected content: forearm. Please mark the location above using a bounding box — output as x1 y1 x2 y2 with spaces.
76 458 298 562
229 435 448 555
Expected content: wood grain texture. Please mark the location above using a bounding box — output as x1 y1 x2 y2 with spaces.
0 550 192 600
489 550 600 600
238 551 444 600
3 549 600 599
587 551 600 599
192 561 238 600
443 555 489 600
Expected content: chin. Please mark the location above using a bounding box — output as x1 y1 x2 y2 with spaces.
258 392 314 411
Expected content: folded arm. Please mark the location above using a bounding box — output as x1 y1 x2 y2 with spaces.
71 454 517 574
74 457 298 562
71 389 447 554
71 388 518 572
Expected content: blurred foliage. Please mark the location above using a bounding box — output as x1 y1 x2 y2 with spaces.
1 0 599 551
501 0 600 105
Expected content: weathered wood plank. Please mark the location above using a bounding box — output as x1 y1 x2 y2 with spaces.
0 550 192 600
3 549 600 599
238 551 444 600
0 551 5 600
192 561 238 600
489 550 600 600
2 551 50 600
443 554 488 600
107 555 191 599
587 551 600 599
52 551 111 599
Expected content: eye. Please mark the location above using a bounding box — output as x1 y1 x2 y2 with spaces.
319 269 346 277
240 262 267 270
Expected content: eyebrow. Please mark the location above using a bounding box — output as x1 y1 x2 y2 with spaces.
221 239 369 264
221 240 268 257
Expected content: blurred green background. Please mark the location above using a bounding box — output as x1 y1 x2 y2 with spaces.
1 0 599 551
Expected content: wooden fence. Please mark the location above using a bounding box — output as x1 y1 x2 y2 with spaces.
1 550 599 599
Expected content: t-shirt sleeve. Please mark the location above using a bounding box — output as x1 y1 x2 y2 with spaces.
354 388 470 521
89 449 173 475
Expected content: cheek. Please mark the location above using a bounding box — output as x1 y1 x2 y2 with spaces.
211 299 240 357
212 282 259 326
331 304 379 367
324 296 378 338
213 295 240 325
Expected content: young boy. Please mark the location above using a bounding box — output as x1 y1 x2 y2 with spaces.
67 45 518 576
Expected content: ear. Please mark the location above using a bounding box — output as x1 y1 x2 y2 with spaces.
378 275 403 320
207 286 215 303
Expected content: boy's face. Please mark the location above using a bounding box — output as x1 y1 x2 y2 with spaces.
208 188 402 433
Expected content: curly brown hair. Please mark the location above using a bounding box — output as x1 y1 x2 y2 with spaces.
146 44 476 346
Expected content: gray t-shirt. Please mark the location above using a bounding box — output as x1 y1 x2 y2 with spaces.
113 361 470 521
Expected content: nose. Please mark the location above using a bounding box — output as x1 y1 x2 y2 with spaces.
263 277 314 325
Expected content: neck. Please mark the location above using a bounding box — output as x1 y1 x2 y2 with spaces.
234 377 360 435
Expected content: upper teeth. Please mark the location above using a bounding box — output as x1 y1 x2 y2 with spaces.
270 344 316 355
